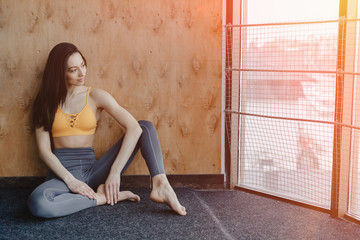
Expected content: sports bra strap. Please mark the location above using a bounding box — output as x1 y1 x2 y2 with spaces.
86 87 91 103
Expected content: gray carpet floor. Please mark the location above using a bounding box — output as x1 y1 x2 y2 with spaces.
1 186 360 240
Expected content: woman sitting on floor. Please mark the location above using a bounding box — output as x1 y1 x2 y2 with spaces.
27 42 186 218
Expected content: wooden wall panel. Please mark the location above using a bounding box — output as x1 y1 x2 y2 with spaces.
0 0 222 176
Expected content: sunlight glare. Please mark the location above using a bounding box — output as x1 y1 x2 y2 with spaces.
246 0 340 24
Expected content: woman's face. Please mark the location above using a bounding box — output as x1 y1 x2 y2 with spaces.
65 52 87 88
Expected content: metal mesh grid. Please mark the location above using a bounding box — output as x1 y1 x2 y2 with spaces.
349 127 360 219
224 19 360 216
346 20 360 220
239 116 333 207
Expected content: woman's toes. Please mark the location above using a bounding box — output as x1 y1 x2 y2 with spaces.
117 191 140 202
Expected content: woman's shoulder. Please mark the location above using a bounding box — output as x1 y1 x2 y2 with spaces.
89 87 115 106
89 87 110 98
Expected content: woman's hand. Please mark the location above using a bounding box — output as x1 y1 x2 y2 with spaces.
65 177 97 200
105 172 121 205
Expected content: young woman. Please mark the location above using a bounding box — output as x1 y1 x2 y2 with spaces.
27 42 186 218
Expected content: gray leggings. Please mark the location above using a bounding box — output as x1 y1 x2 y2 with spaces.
27 120 165 218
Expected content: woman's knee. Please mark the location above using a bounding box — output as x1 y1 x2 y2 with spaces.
138 120 154 128
138 120 156 133
27 189 56 218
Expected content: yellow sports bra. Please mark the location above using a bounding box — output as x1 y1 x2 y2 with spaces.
52 87 97 137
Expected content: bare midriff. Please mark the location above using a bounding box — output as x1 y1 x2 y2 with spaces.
53 134 95 149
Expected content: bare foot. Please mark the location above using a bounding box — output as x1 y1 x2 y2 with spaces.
150 174 187 216
96 184 107 206
117 191 141 202
96 184 140 206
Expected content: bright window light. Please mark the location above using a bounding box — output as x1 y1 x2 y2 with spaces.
246 0 339 24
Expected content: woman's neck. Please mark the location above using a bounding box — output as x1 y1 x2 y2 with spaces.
66 85 86 98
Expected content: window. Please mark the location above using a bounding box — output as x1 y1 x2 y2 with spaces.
224 0 360 221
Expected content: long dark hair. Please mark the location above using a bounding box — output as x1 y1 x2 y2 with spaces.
32 42 87 131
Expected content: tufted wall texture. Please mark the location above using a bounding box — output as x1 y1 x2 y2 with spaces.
0 0 222 177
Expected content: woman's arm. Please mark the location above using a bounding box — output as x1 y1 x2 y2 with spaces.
35 127 97 200
91 88 143 205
